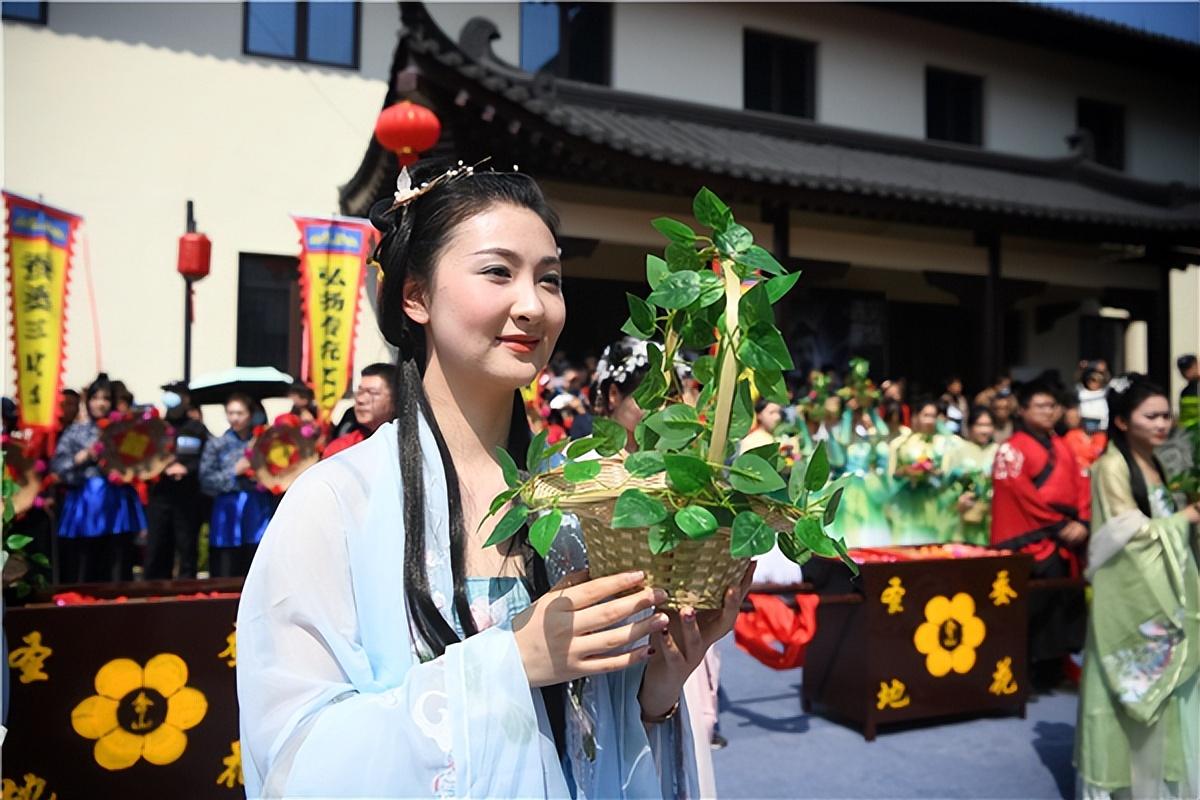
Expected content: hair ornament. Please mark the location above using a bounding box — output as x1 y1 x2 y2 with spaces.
388 157 492 213
1109 375 1132 395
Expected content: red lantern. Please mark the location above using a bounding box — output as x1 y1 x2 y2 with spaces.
374 100 441 166
177 232 211 280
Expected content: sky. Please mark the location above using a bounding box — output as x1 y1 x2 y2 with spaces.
1034 1 1200 44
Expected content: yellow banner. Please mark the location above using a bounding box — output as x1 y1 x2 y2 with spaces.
4 193 79 432
294 216 374 420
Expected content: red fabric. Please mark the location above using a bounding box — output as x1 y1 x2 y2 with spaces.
322 429 366 459
734 593 820 670
1019 539 1082 578
546 424 567 445
1063 429 1107 470
990 430 1090 547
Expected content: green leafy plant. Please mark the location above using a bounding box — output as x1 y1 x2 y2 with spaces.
482 188 856 577
2 458 50 599
1168 424 1200 504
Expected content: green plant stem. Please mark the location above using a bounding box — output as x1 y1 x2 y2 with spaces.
706 260 742 463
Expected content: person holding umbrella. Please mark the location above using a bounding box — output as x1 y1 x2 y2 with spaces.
199 392 272 577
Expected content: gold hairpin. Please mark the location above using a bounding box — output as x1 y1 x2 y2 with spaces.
387 157 494 213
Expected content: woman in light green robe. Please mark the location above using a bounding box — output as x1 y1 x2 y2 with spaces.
1075 376 1200 800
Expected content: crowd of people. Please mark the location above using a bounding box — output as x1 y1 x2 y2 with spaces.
1 363 398 588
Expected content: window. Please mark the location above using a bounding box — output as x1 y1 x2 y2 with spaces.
926 67 983 146
2 2 47 24
237 254 302 376
1077 97 1125 170
244 1 359 69
743 30 816 120
520 2 611 85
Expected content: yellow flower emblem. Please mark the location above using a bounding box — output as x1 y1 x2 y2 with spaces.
70 653 208 771
913 593 986 677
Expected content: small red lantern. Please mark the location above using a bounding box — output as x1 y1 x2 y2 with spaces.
177 231 211 280
374 100 441 166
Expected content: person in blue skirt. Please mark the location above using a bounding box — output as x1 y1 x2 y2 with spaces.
50 373 146 583
199 392 272 577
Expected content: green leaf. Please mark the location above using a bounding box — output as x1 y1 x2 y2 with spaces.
693 187 733 231
737 244 784 275
564 459 602 483
695 270 724 308
30 552 51 568
5 534 33 551
823 486 845 526
692 355 717 386
647 271 701 309
666 241 702 272
484 504 529 547
566 436 600 459
728 380 754 442
729 453 787 495
648 521 681 554
765 271 801 303
681 315 717 349
804 441 831 491
788 457 809 505
652 216 696 245
752 368 789 406
495 447 521 489
526 429 549 472
738 281 774 329
675 505 719 539
664 453 712 494
737 323 794 371
528 509 563 558
612 489 669 529
793 516 838 557
715 223 753 255
777 532 813 566
633 422 660 452
625 293 656 338
731 511 776 557
645 403 703 435
646 254 669 289
488 487 519 516
592 417 627 457
742 442 781 470
625 450 667 477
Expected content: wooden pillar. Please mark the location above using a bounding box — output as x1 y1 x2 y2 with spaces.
975 232 1003 383
1148 265 1172 387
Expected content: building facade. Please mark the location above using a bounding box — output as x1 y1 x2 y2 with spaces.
4 2 1198 410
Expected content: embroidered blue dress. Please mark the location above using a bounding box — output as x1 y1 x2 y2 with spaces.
199 428 272 549
51 420 145 538
236 418 699 799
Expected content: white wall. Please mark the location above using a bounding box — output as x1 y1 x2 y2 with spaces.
609 2 1198 184
1169 265 1200 408
2 2 399 407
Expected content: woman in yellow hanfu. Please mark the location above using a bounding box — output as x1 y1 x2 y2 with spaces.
942 406 998 546
886 399 952 544
1075 374 1200 800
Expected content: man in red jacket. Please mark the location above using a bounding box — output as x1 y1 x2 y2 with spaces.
323 363 396 459
990 379 1090 691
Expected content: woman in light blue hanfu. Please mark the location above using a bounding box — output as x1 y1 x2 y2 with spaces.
237 162 743 798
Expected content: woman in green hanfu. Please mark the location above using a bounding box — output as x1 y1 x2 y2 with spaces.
886 398 953 544
1075 374 1200 800
829 397 892 548
942 406 998 546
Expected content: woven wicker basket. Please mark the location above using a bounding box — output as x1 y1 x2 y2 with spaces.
528 457 753 609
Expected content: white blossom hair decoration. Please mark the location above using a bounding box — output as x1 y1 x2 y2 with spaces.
1108 374 1132 395
387 157 493 213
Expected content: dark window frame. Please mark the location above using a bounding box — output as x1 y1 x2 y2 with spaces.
242 1 361 70
519 1 612 86
1076 96 1126 171
236 252 303 378
925 65 984 147
2 1 48 24
742 28 818 120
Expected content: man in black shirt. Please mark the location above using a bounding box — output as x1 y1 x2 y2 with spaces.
1178 354 1198 430
144 381 210 579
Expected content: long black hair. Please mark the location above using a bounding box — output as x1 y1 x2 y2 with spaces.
369 160 560 658
1105 373 1168 517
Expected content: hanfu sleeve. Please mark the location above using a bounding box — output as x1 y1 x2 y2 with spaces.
236 475 567 799
50 424 91 487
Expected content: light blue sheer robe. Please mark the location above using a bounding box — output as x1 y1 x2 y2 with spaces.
236 419 699 798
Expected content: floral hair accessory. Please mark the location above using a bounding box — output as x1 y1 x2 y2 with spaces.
388 157 493 213
1108 375 1132 395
